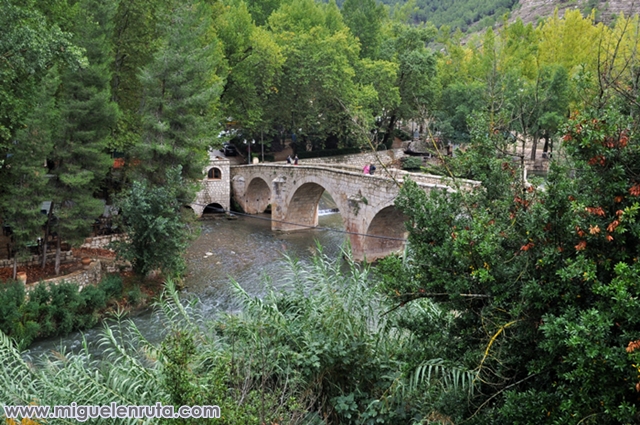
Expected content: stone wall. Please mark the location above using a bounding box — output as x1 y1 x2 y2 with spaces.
35 259 102 291
0 250 73 268
193 154 231 216
81 234 124 250
299 149 406 168
27 258 130 291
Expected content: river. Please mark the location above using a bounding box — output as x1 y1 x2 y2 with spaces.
25 194 345 357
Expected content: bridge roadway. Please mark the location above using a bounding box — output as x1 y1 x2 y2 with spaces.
230 163 477 261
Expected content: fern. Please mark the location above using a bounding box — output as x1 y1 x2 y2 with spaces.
407 358 477 396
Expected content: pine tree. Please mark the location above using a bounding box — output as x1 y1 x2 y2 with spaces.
0 70 59 278
136 0 223 200
49 0 119 274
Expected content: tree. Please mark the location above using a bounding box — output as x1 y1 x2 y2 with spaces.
215 1 284 138
266 0 363 149
243 0 283 26
342 0 387 58
0 0 81 199
113 167 192 278
0 71 58 278
377 22 438 145
504 64 570 159
49 0 119 274
109 0 169 154
378 99 640 423
136 0 224 195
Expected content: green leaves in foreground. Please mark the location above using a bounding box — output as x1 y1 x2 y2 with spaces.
0 249 475 425
113 167 194 278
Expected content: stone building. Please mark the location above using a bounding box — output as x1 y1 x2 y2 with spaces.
191 150 231 216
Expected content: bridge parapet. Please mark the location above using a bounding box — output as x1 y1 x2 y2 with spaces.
297 163 478 191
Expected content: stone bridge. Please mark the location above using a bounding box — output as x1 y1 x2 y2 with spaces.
230 163 476 261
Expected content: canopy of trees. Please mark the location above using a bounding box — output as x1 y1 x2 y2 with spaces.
1 0 640 423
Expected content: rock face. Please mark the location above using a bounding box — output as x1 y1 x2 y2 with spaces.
513 0 637 24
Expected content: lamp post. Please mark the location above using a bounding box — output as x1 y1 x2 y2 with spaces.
243 139 255 164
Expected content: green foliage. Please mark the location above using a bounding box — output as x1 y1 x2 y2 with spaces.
377 22 438 145
379 101 640 422
0 250 476 424
435 81 486 143
380 0 519 32
296 147 362 159
265 0 364 148
0 274 125 350
0 0 82 155
342 0 387 58
49 0 120 261
136 0 224 190
109 0 167 153
401 156 422 170
99 273 123 299
113 168 193 278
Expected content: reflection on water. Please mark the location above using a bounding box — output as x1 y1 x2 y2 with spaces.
26 196 345 357
186 212 345 315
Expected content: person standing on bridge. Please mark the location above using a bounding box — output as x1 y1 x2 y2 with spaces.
294 155 299 165
363 163 370 174
286 155 292 164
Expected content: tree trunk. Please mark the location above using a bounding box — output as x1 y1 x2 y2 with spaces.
55 235 61 276
542 132 550 154
12 255 17 280
382 114 397 148
530 131 539 161
42 202 53 269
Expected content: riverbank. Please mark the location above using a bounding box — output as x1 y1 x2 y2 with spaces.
0 253 165 350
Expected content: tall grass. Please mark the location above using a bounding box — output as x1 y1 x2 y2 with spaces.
0 248 474 424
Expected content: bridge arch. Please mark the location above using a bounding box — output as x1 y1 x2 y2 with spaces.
243 177 271 214
203 203 225 214
281 182 342 231
229 164 474 261
364 205 407 261
274 172 352 232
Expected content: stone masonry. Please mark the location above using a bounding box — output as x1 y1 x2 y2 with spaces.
192 151 230 216
230 163 477 261
297 148 406 168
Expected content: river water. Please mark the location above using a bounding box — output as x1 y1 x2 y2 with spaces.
25 195 345 357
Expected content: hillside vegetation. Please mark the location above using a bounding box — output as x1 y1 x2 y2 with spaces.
380 0 638 31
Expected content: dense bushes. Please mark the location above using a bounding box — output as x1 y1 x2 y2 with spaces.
401 156 423 170
0 251 475 424
0 274 124 350
379 105 640 422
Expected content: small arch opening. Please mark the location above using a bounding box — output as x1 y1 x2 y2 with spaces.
203 203 225 215
207 167 222 179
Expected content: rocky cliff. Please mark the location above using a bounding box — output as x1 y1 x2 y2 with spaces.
512 0 638 24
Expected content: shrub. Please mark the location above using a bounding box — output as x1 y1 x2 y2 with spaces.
127 284 142 305
113 168 191 278
0 275 124 348
402 156 423 170
0 281 25 337
99 274 123 299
